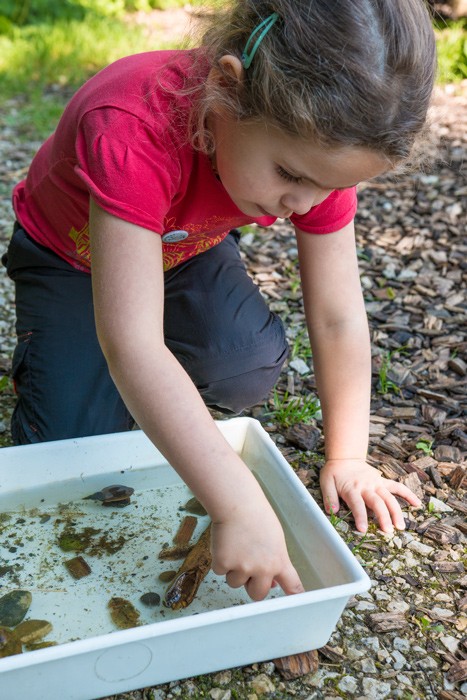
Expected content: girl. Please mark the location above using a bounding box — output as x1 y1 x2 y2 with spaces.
4 0 436 601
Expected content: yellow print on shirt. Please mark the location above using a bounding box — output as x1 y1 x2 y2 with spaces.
162 215 235 271
68 222 91 268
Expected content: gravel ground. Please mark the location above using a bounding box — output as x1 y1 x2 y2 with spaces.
0 80 465 700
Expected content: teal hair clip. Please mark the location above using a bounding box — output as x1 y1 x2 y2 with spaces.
241 12 279 69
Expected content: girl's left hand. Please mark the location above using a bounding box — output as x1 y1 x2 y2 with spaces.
319 459 422 533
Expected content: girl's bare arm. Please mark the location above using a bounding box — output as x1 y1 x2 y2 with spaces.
295 222 421 532
89 200 304 599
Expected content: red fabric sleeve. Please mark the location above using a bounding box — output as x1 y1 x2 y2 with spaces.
75 108 180 234
290 187 357 234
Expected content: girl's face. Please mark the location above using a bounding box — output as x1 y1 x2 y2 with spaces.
210 116 390 219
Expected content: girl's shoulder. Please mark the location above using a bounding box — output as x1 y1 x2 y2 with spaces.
70 49 204 123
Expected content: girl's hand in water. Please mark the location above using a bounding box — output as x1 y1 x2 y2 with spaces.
319 459 422 534
210 500 305 601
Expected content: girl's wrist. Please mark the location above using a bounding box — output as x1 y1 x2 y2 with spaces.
325 456 368 462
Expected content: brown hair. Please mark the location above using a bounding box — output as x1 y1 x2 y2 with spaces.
187 0 436 162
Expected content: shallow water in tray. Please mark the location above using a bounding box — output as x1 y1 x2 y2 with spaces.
0 478 319 647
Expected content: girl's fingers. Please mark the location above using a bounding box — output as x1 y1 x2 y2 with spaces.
385 480 422 507
245 575 276 602
274 564 305 597
320 473 340 515
225 570 249 589
362 491 394 533
342 491 368 533
379 490 407 530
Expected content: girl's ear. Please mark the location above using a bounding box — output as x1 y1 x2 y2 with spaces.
218 54 244 82
207 54 245 87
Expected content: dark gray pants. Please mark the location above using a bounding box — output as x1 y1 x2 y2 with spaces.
3 226 288 444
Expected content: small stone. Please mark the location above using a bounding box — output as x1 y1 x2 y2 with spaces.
213 671 232 685
396 674 411 685
260 662 275 675
0 590 32 627
250 674 275 695
346 645 365 660
0 627 22 658
183 497 207 516
64 555 92 579
407 540 434 556
362 678 392 699
13 619 52 644
435 593 453 603
440 636 460 654
387 599 410 614
338 676 358 694
391 650 407 670
362 637 380 652
387 559 404 574
361 658 377 673
428 497 453 513
289 358 310 375
393 637 410 653
418 656 438 670
159 570 177 582
356 601 377 611
139 592 161 607
209 690 231 700
402 550 420 568
431 606 454 618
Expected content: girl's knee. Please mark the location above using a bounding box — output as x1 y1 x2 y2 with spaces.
198 344 288 414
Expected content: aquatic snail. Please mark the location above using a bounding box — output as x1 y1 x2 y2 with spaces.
163 524 212 610
83 484 134 507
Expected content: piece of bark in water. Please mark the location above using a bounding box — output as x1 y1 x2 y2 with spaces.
158 544 193 560
273 649 319 679
64 555 92 579
173 516 197 545
163 524 211 610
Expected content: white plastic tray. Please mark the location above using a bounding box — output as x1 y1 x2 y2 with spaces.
0 418 370 700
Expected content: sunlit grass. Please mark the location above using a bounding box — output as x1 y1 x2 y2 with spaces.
435 19 467 83
0 15 179 97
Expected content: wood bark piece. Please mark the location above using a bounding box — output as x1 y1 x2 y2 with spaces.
446 659 467 683
273 649 319 679
163 524 212 610
431 561 465 574
173 516 197 545
423 522 461 545
449 466 467 490
368 612 408 632
64 555 91 579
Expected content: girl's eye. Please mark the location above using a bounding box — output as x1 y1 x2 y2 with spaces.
276 165 303 184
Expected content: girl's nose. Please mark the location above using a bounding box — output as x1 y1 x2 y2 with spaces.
281 187 331 216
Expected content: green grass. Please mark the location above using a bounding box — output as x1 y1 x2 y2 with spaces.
266 389 320 427
0 1 194 139
435 19 467 83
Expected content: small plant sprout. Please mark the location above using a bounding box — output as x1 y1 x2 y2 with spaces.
427 500 442 519
416 438 434 456
266 389 320 427
376 345 409 395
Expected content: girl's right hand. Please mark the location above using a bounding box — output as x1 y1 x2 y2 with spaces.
210 501 305 601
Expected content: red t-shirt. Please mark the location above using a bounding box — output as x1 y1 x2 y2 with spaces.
13 50 357 272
